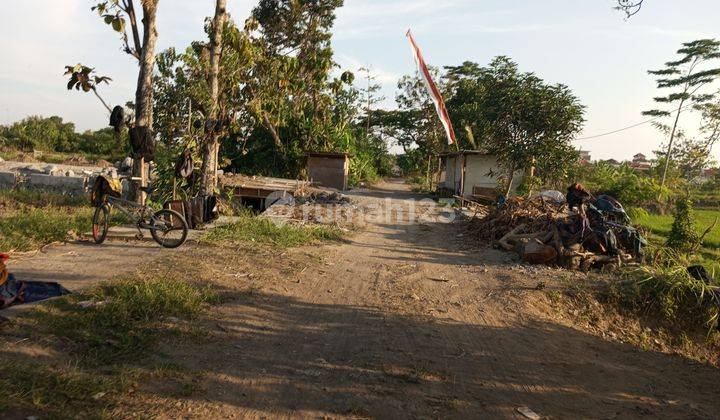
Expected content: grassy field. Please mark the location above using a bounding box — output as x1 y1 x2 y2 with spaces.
631 207 720 271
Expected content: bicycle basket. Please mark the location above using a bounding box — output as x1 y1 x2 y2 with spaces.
90 175 122 207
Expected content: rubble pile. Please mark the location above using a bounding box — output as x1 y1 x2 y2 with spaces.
264 188 362 227
469 184 647 271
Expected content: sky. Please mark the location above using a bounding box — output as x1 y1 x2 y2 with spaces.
1 0 719 162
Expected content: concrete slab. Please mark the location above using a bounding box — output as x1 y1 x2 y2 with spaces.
0 171 16 188
28 174 87 192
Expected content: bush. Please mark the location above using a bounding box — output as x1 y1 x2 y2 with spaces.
576 163 669 206
622 259 719 331
666 198 700 253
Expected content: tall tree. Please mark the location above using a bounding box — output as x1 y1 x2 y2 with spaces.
357 67 385 135
71 1 162 202
199 0 229 195
445 57 585 194
644 39 720 191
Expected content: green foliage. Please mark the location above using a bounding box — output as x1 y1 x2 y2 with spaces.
574 162 669 206
644 39 720 187
0 189 127 252
666 198 701 252
202 212 344 249
154 4 390 185
0 115 127 158
622 257 719 331
63 64 112 93
444 57 585 185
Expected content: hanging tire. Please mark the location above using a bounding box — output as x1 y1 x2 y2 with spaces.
149 209 189 249
92 205 110 245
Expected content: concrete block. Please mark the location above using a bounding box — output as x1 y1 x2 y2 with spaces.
29 174 87 192
0 171 16 188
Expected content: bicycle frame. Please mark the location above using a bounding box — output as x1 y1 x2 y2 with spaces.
106 196 157 231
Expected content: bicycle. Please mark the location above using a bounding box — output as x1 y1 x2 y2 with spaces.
92 186 189 249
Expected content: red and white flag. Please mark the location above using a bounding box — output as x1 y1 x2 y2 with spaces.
406 29 456 145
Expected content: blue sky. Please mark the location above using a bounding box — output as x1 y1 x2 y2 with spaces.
1 0 719 161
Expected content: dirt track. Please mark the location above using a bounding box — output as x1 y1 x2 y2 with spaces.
4 180 719 418
144 180 720 419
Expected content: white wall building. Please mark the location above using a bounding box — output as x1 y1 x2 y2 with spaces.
439 150 524 199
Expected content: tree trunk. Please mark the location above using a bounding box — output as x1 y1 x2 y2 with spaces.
130 0 160 204
263 113 284 151
505 164 516 198
659 99 685 196
199 0 228 196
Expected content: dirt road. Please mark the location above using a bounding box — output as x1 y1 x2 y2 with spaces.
138 180 719 419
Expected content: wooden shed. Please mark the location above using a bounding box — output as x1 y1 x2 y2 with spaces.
306 152 351 191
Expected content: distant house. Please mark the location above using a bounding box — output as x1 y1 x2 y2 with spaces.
698 168 719 183
439 150 524 199
630 152 652 171
579 150 591 164
601 159 622 168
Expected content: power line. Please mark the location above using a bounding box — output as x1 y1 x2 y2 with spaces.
574 103 695 141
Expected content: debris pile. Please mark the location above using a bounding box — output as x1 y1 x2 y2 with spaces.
264 188 361 228
469 184 647 270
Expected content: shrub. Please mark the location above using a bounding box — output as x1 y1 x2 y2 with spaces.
622 260 719 332
666 198 700 253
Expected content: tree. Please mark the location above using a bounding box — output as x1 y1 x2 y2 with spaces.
652 99 720 182
63 64 113 113
70 0 162 202
357 66 385 135
199 0 229 196
445 57 585 195
644 39 720 192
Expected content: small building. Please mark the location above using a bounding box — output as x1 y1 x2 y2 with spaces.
439 150 524 199
306 152 351 191
579 150 591 164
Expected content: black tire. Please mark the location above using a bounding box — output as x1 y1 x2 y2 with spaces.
92 205 110 244
149 209 189 249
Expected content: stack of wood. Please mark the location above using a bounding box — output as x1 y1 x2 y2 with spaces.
469 195 641 271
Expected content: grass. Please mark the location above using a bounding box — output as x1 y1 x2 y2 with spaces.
631 207 720 248
0 360 119 418
32 276 219 365
629 206 720 273
0 189 129 252
2 276 219 417
202 213 344 249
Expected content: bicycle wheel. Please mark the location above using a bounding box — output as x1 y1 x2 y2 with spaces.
149 209 189 248
92 205 110 244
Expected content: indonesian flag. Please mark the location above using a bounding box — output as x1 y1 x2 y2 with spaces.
406 29 457 145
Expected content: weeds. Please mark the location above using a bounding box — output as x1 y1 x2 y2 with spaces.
202 213 344 249
0 360 118 417
620 256 720 332
0 189 129 251
32 277 219 365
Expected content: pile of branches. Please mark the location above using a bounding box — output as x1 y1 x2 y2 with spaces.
469 185 647 271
